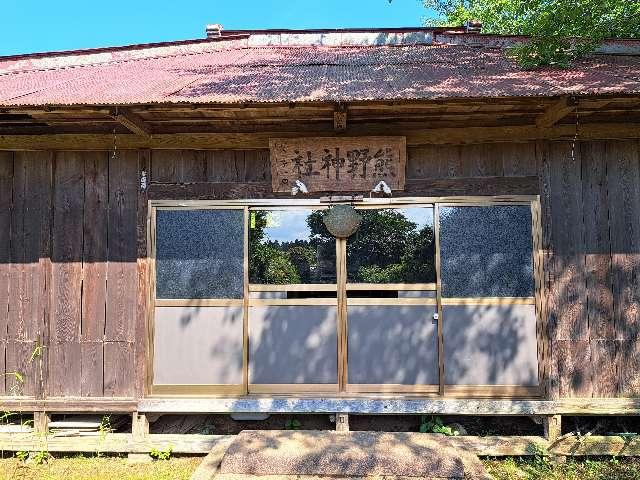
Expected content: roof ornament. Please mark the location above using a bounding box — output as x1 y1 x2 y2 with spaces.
206 24 224 38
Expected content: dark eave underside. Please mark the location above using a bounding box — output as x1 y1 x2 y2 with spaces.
1 95 639 137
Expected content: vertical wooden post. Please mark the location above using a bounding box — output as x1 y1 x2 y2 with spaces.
543 414 565 463
33 412 50 435
335 413 349 433
132 412 150 438
129 412 151 462
336 239 348 392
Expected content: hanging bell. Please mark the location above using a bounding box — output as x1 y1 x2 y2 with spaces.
322 204 362 238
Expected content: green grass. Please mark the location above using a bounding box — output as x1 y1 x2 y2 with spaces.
484 457 640 480
0 454 201 480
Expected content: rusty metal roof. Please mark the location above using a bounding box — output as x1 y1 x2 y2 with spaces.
1 31 639 106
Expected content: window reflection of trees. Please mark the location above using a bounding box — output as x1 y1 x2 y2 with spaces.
347 209 436 284
249 210 336 284
249 208 436 285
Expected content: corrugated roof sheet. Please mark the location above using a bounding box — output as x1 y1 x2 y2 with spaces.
1 35 639 106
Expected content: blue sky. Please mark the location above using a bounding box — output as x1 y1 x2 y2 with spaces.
1 0 432 57
259 207 433 243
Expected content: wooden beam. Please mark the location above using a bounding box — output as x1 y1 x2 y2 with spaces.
110 108 152 137
536 97 577 128
2 122 639 150
0 432 229 454
137 397 640 416
552 436 640 456
0 397 138 412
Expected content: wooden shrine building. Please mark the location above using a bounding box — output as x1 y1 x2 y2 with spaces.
1 26 640 455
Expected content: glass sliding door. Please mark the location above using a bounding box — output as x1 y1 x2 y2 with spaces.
437 203 540 397
247 207 339 394
344 206 440 394
150 207 247 395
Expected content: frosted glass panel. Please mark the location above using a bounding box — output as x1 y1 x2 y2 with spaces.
439 205 534 297
249 305 338 384
156 209 244 299
154 306 244 385
443 304 538 385
347 305 439 384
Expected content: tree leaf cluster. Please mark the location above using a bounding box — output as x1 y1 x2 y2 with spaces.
421 0 640 68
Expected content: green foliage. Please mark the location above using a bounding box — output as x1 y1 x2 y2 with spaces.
484 456 640 480
30 341 43 363
285 418 302 430
358 263 405 283
348 210 436 283
0 411 14 423
422 0 640 68
30 450 51 465
149 444 173 461
5 371 24 383
15 451 29 462
419 416 459 436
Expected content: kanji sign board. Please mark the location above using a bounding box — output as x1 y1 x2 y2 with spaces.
269 136 406 193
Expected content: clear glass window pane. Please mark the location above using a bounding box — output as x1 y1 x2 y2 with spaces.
346 207 436 284
249 209 336 284
155 209 245 299
439 205 534 298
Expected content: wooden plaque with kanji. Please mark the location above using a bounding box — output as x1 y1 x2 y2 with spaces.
269 136 406 193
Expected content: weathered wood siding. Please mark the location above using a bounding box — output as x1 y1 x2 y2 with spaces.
0 141 638 399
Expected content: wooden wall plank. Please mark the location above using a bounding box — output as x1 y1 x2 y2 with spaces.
618 339 640 396
0 152 12 351
406 146 442 179
0 342 5 396
80 341 103 397
606 140 640 397
49 152 85 397
8 152 51 398
206 150 247 182
548 141 588 342
150 150 181 183
80 152 109 396
581 141 615 341
9 152 52 343
607 140 640 343
536 140 555 398
48 342 82 396
81 152 108 341
580 141 617 397
135 149 150 397
104 341 135 397
51 152 84 343
244 150 271 183
554 339 593 398
591 339 618 397
501 143 538 177
106 151 138 342
459 143 503 177
181 150 207 183
5 341 37 396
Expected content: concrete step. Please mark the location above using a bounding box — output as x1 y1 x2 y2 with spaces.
216 430 492 479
